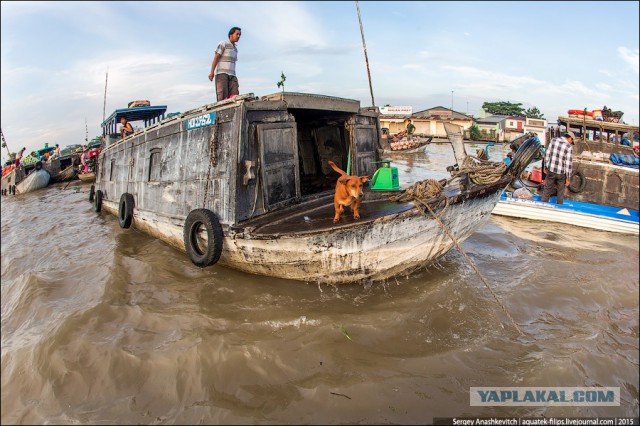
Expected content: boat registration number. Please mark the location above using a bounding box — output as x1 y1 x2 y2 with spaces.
186 112 216 130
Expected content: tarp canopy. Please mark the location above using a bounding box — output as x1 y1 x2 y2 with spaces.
101 105 167 136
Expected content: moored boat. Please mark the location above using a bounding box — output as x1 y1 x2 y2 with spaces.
15 163 50 194
493 192 639 235
92 92 541 284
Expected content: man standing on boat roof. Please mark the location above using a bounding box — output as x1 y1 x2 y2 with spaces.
208 27 241 102
541 131 574 205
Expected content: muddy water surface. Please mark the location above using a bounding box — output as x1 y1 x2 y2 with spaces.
1 144 638 424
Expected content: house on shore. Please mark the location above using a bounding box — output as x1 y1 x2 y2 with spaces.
379 106 474 138
475 115 507 141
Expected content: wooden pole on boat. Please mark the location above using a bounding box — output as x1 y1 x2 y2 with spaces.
102 68 109 123
355 0 375 107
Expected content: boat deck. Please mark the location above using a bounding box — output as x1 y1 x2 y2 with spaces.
237 192 417 236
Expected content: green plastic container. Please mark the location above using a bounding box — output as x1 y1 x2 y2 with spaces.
370 161 400 191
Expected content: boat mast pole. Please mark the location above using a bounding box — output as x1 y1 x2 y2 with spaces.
102 68 109 123
85 118 89 143
355 0 375 107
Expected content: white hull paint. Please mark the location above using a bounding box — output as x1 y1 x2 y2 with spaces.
16 170 50 194
103 189 502 284
492 198 639 235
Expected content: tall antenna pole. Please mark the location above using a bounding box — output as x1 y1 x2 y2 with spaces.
355 0 375 107
102 68 109 123
85 118 89 143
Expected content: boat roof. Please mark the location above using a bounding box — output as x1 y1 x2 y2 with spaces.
36 146 55 154
101 105 167 135
557 116 639 133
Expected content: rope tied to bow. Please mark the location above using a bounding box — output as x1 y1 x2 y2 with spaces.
452 156 507 185
386 156 523 336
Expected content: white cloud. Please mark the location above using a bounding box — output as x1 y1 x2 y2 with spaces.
618 47 639 74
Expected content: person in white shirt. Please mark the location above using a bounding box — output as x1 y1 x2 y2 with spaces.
208 27 241 102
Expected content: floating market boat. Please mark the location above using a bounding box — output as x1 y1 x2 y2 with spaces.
554 115 639 211
92 93 541 284
383 136 432 155
489 122 639 234
493 192 639 235
1 155 50 195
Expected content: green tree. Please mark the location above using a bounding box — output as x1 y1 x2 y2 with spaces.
482 101 525 116
524 106 545 119
469 123 482 140
277 72 286 93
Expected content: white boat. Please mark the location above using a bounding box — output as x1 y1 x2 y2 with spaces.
493 192 639 235
15 168 50 194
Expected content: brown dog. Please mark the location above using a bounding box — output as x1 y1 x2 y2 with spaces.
328 161 369 223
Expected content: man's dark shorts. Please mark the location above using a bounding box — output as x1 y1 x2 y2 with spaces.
215 74 239 102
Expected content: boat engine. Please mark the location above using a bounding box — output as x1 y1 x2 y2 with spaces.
506 136 543 181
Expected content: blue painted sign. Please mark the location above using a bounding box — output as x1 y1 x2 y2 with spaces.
186 112 216 130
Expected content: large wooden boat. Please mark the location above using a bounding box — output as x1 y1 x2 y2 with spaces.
554 116 638 210
92 92 540 284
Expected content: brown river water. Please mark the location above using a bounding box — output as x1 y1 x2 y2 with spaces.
1 144 638 424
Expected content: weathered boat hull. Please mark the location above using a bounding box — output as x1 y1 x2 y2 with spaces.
95 93 534 284
15 169 50 194
569 159 638 211
101 188 502 284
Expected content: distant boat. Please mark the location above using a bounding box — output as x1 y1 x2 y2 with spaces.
383 136 432 155
493 192 639 235
2 160 50 195
15 166 50 194
77 172 96 182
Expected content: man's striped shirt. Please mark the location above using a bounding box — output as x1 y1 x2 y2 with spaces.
214 40 237 76
545 137 573 177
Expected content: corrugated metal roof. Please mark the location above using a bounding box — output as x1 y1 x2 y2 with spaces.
476 115 507 124
412 106 473 120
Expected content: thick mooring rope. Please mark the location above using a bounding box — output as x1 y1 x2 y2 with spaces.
388 156 524 336
452 156 507 185
421 200 524 336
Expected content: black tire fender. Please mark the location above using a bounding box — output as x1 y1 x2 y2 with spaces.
183 209 223 267
89 185 95 202
118 193 134 229
35 161 42 171
569 170 586 193
94 189 103 212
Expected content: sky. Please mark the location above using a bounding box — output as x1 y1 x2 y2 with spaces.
1 1 638 162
